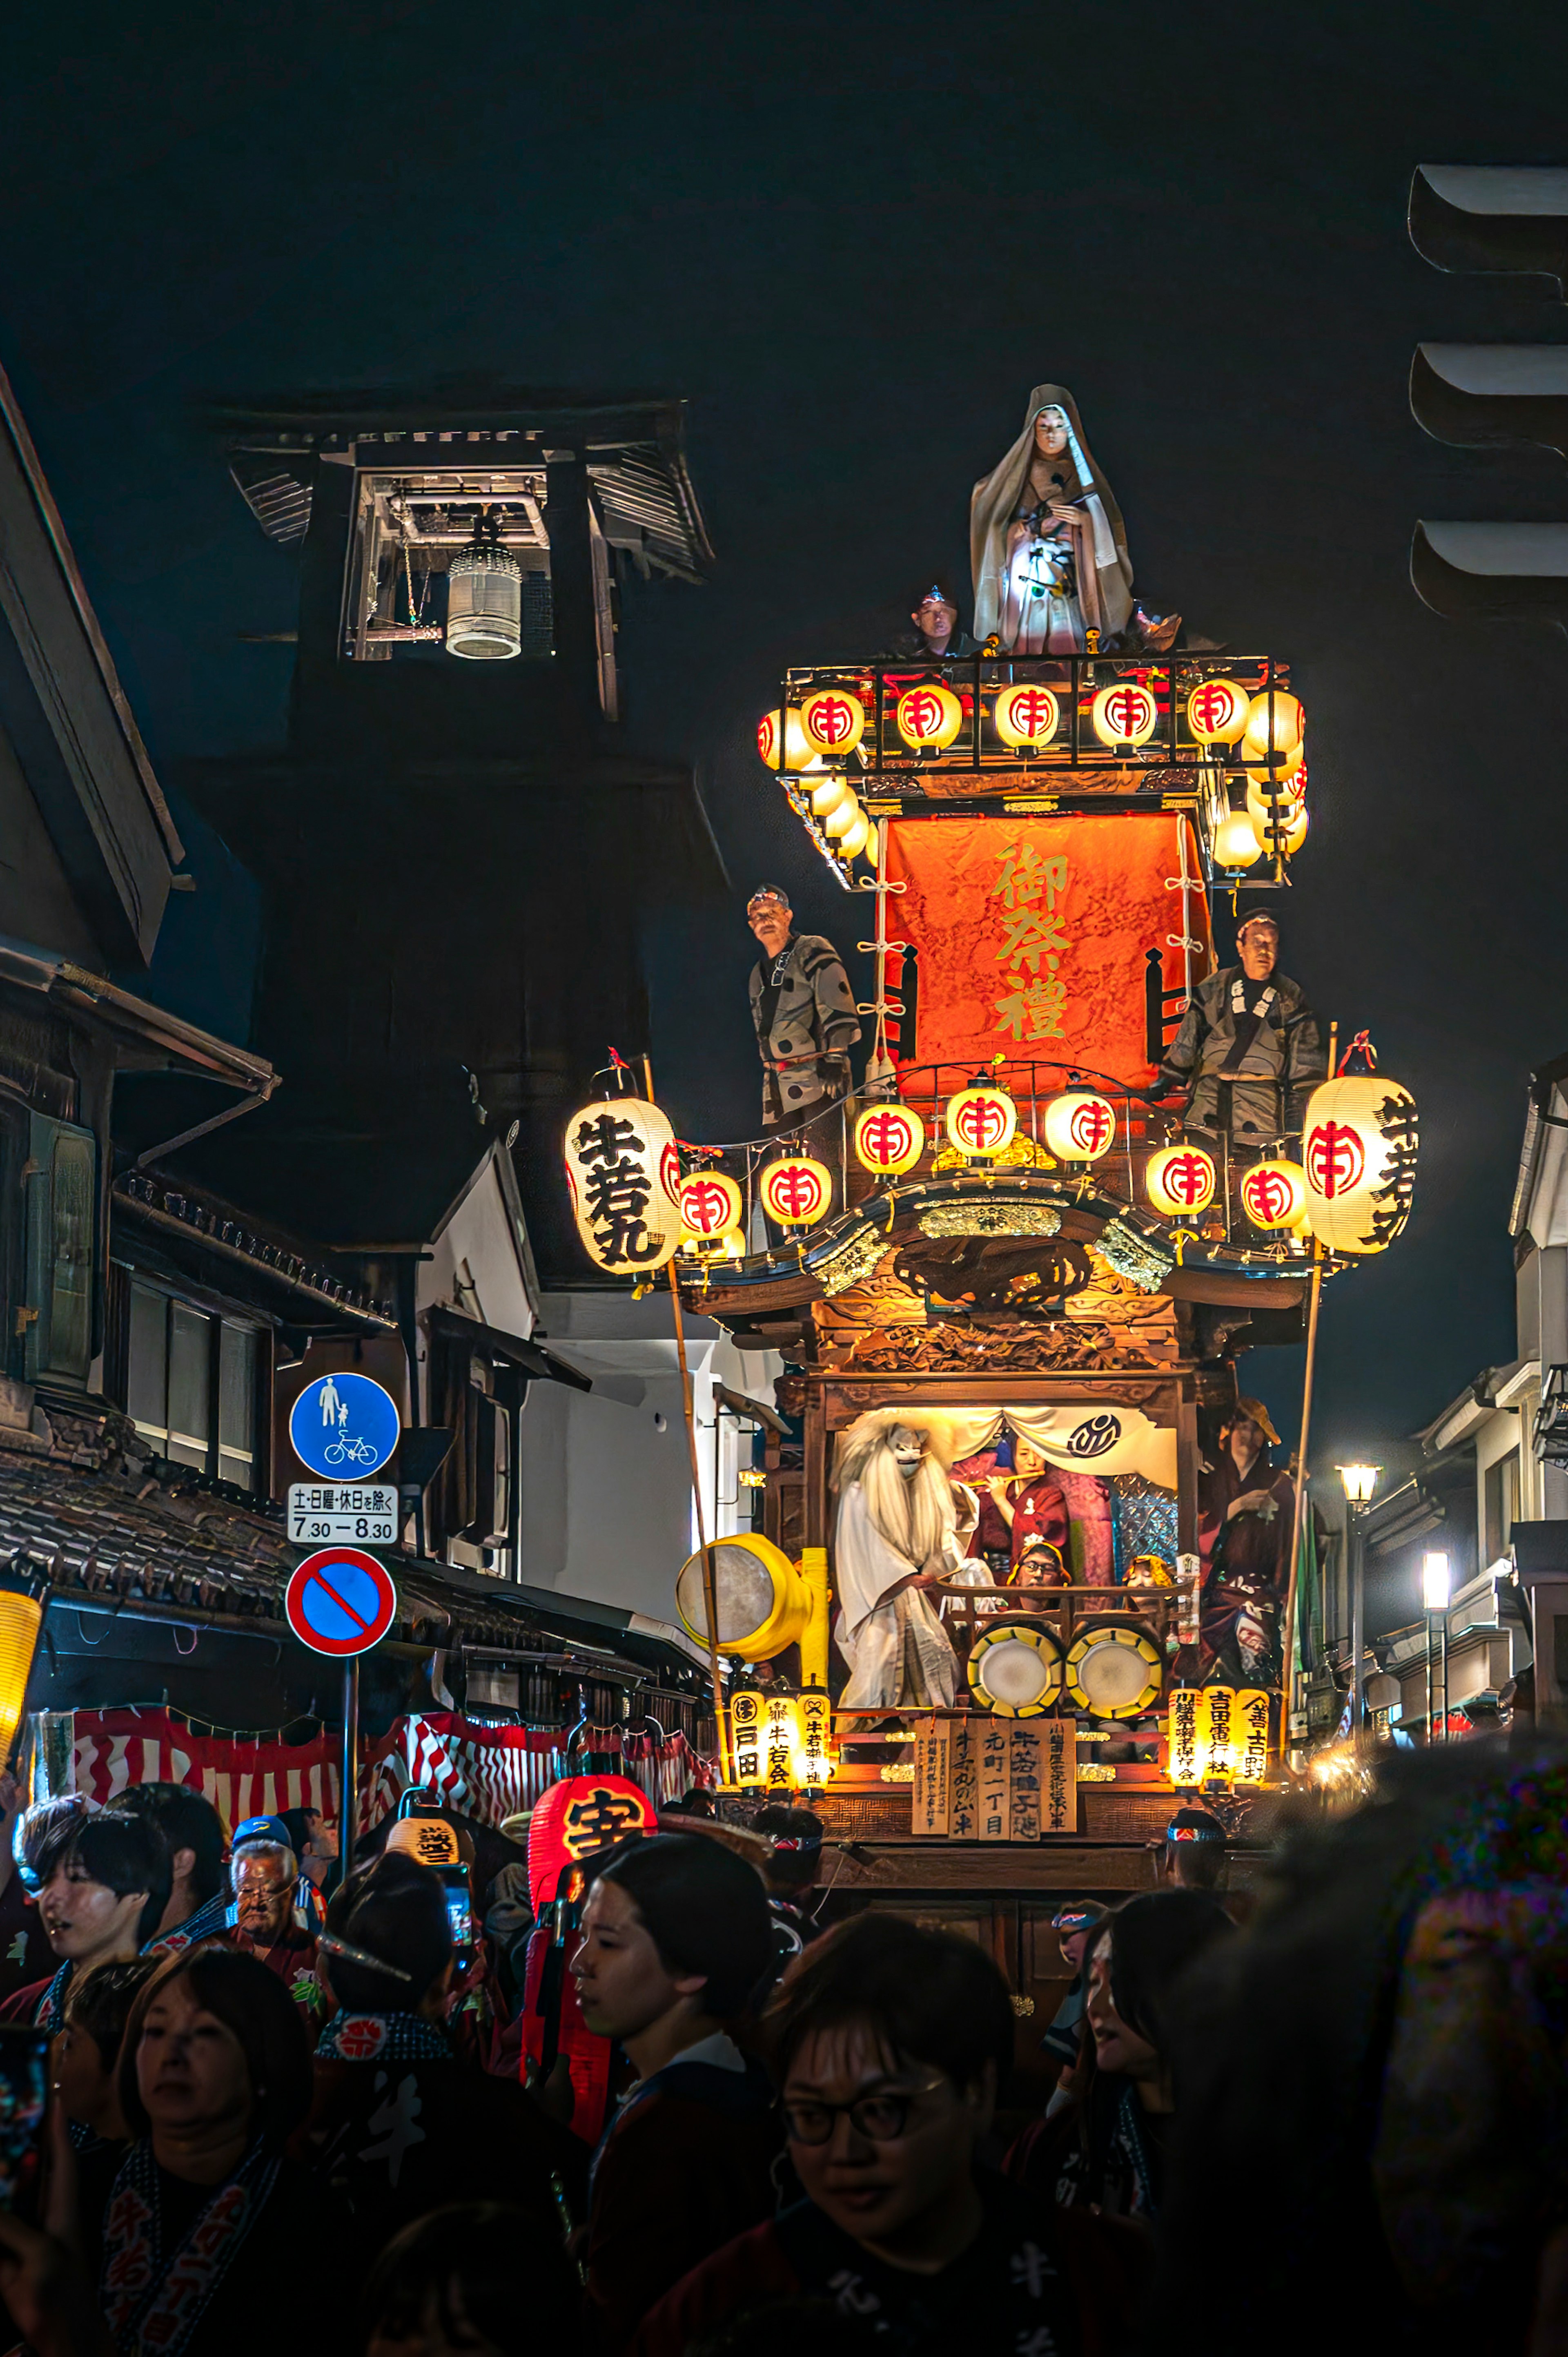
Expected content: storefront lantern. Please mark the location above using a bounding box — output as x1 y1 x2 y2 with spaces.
730 1688 766 1786
757 707 816 774
1234 1689 1272 1783
1146 1143 1216 1218
1302 1071 1419 1254
894 682 963 752
944 1085 1018 1160
760 1154 833 1227
1090 680 1158 749
800 688 866 758
1166 1687 1201 1787
1200 1684 1238 1780
1239 1157 1307 1231
1185 678 1252 744
1042 1089 1117 1162
677 1170 743 1240
565 1095 683 1272
991 682 1060 749
527 1774 657 1912
853 1102 926 1177
794 1689 836 1787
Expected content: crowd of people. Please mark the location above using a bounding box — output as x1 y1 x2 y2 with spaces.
0 1735 1556 2357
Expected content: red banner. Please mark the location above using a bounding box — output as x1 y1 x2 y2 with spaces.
885 813 1212 1086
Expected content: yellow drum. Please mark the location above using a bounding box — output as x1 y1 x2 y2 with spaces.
675 1534 811 1662
965 1617 1063 1719
1063 1623 1163 1718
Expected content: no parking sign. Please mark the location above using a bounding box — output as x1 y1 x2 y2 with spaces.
285 1547 397 1657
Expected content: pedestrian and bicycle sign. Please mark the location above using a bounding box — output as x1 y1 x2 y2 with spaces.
285 1547 398 1657
288 1372 401 1481
287 1484 399 1546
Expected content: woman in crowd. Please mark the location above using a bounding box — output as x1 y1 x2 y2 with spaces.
361 2201 579 2357
0 1811 170 2033
48 1956 161 2266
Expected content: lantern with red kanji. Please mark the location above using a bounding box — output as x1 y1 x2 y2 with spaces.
1185 678 1252 745
677 1170 744 1243
894 682 963 752
1145 1143 1216 1218
759 1155 833 1227
800 687 866 758
944 1085 1018 1160
853 1102 925 1177
1239 1157 1308 1232
1090 680 1158 749
1042 1089 1118 1163
1302 1074 1418 1254
991 683 1060 749
527 1774 657 1913
757 707 815 773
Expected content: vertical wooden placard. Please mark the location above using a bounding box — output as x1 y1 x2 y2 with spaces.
979 1723 1011 1841
1043 1720 1078 1834
949 1720 980 1839
1008 1724 1042 1842
912 1725 951 1837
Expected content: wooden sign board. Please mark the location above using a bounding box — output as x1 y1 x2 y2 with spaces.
950 1721 980 1840
979 1724 1011 1840
1044 1720 1079 1835
911 1726 951 1837
1008 1724 1042 1842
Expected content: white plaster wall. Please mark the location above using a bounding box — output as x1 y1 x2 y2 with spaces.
416 1158 535 1339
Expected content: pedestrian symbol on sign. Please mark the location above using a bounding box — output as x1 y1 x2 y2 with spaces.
288 1371 401 1482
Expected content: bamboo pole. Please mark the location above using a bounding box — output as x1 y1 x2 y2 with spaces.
1280 1019 1335 1766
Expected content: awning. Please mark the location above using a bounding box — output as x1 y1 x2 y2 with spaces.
425 1304 592 1393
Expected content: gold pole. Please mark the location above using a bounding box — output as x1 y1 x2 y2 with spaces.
1280 1017 1335 1767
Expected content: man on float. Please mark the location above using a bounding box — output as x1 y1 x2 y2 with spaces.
746 885 861 1131
886 584 980 663
1153 912 1324 1145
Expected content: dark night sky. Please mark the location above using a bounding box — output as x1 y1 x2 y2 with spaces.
2 0 1566 1496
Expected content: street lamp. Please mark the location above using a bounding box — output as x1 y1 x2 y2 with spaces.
1422 1550 1451 1742
1337 1465 1381 1730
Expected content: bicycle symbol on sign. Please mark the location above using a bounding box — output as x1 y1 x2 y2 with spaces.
323 1433 381 1467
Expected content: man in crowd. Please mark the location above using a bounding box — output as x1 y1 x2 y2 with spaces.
886 584 980 663
1039 1900 1107 2092
746 886 860 1131
753 1804 825 1971
1157 1808 1228 1893
107 1782 229 1950
1153 911 1323 1145
229 1814 328 2034
0 1806 168 2030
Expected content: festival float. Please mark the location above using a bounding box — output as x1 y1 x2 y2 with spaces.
563 383 1418 1933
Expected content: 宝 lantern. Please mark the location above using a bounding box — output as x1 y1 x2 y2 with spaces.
1146 1143 1216 1218
800 687 866 758
677 1170 743 1242
565 1095 683 1272
1185 678 1252 745
944 1085 1018 1160
1091 680 1158 749
1241 689 1304 770
854 1102 925 1177
675 1534 813 1661
1302 1073 1418 1255
757 707 816 774
894 682 963 752
527 1775 657 1913
760 1154 833 1226
1042 1089 1117 1163
991 683 1060 749
1239 1158 1308 1232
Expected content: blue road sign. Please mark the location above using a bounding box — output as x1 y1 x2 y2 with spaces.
285 1548 397 1657
288 1371 401 1481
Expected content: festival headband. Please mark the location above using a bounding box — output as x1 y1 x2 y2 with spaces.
770 1835 822 1854
1167 1820 1225 1844
1050 1905 1101 1931
316 1930 414 1983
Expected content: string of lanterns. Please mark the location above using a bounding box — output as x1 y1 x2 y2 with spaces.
757 680 1306 765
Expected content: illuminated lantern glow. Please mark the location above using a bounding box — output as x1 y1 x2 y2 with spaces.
1239 1157 1307 1231
991 682 1060 749
1245 771 1305 839
800 688 866 758
762 1694 803 1794
1280 801 1309 854
730 1688 766 1786
837 809 872 860
854 1102 926 1177
809 773 855 819
823 793 863 839
1146 1143 1217 1217
894 682 963 751
1302 1074 1419 1254
1200 1684 1239 1779
1233 1689 1271 1783
565 1095 683 1271
677 1171 743 1240
1042 1089 1118 1162
944 1086 1018 1159
1090 680 1158 748
757 706 817 774
527 1774 657 1912
0 1576 43 1770
760 1155 833 1226
675 1534 812 1661
1185 678 1252 744
1241 689 1304 767
793 1689 836 1786
1212 807 1263 869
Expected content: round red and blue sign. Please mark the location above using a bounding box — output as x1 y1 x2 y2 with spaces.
285 1547 397 1657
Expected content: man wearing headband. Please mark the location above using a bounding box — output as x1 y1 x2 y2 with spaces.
886 584 978 663
1153 912 1323 1144
753 1805 826 1972
1158 1808 1228 1893
747 886 860 1130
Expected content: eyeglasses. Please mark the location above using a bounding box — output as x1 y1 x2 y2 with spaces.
782 2076 946 2146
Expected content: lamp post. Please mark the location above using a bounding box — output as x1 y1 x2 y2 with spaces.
1336 1464 1381 1732
1422 1550 1451 1742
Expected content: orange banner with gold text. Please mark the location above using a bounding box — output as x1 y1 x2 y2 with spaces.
885 813 1212 1086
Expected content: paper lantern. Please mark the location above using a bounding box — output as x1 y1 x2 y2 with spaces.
760 1154 833 1226
675 1535 812 1661
1244 775 1305 845
729 1688 767 1786
1185 678 1252 744
1212 807 1263 869
810 773 855 819
1239 1158 1307 1231
1302 1074 1419 1254
991 682 1060 749
1042 1089 1117 1162
800 687 866 758
944 1085 1018 1159
837 809 872 859
0 1574 43 1768
760 1695 803 1795
1091 680 1158 748
823 793 863 839
1241 690 1304 765
854 1102 925 1177
1199 1685 1239 1779
565 1095 683 1272
1146 1143 1216 1217
894 682 963 751
794 1689 836 1787
1279 801 1309 855
1233 1689 1272 1783
756 706 816 773
527 1775 657 1912
677 1171 743 1240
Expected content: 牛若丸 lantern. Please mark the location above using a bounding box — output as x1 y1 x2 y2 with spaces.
1185 678 1252 744
1041 1089 1117 1163
991 683 1060 749
565 1095 683 1272
794 1689 836 1786
1091 680 1158 749
759 1155 833 1227
1302 1073 1418 1254
800 687 866 759
677 1170 743 1241
944 1085 1018 1160
1239 1158 1307 1231
757 707 817 774
676 1535 812 1662
1146 1143 1216 1218
894 682 963 752
854 1102 926 1177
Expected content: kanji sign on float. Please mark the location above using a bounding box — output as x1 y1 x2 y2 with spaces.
894 682 963 751
800 687 865 756
853 1102 924 1177
944 1086 1018 1159
1090 680 1158 748
1146 1143 1217 1217
677 1170 743 1239
991 683 1060 749
759 1155 832 1226
565 1095 684 1271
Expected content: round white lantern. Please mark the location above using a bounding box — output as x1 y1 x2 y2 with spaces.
992 683 1060 749
894 682 963 752
944 1086 1018 1159
677 1171 744 1241
1091 680 1158 749
565 1095 683 1272
1185 678 1252 744
1239 1158 1308 1231
800 688 866 758
1146 1143 1216 1218
1042 1090 1117 1162
759 1156 833 1227
447 546 523 660
1302 1075 1418 1254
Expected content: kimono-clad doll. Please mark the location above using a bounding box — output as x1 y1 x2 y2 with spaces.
971 384 1140 655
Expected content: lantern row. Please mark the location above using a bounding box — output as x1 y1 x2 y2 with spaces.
760 681 1304 765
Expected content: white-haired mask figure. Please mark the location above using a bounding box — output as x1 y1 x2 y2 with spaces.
831 1412 971 1708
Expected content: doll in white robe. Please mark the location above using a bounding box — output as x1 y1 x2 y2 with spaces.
832 1412 972 1709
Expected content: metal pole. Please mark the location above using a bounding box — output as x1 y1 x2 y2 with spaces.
339 1657 359 1890
1281 1240 1324 1763
1349 1507 1365 1734
1439 1612 1448 1742
1425 1614 1433 1746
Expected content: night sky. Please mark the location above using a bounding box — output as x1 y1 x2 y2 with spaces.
2 0 1566 1507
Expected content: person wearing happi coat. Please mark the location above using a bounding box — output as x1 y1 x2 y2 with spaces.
745 885 862 1131
831 1412 967 1709
1155 911 1325 1146
971 385 1140 655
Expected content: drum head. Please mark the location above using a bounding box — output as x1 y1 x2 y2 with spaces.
1065 1623 1163 1718
967 1616 1062 1718
675 1543 774 1648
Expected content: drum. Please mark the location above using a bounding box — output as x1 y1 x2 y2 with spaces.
966 1616 1063 1719
1063 1623 1163 1718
